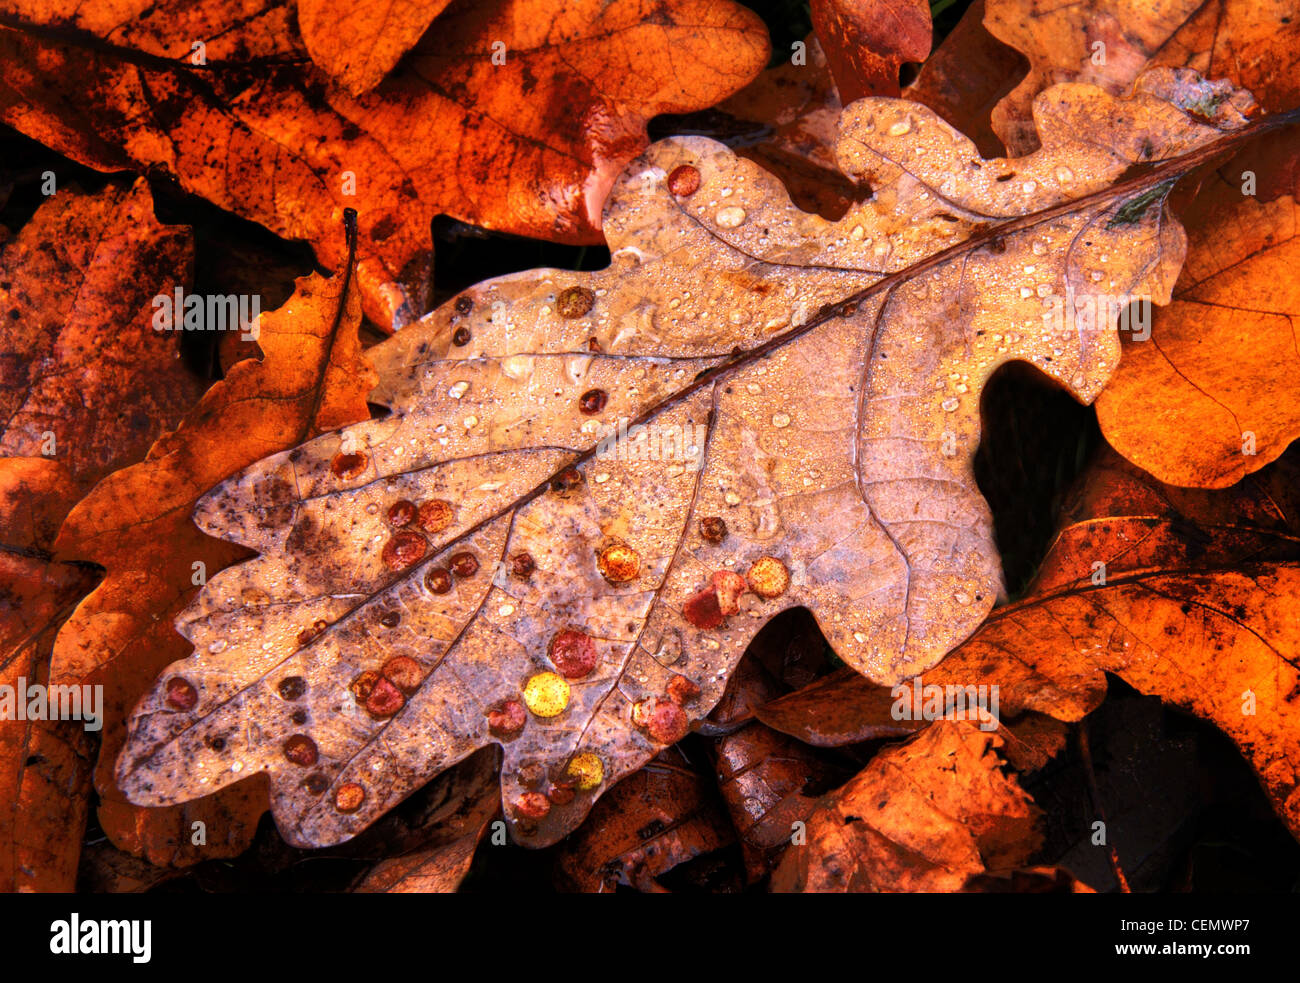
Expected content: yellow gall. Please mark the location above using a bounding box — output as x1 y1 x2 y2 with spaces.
523 671 570 717
746 556 790 599
565 752 604 790
597 541 640 584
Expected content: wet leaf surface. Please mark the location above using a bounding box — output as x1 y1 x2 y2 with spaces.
109 71 1288 850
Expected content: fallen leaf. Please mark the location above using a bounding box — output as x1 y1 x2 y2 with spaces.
298 0 455 96
913 448 1300 836
809 0 931 103
985 0 1300 154
770 719 1041 892
904 0 1026 157
0 0 769 329
115 70 1281 850
0 458 96 891
703 34 858 218
554 748 735 892
1096 142 1300 487
51 233 376 868
351 747 500 893
0 179 202 486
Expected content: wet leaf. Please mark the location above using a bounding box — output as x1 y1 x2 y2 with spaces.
1097 143 1300 487
770 719 1041 892
905 0 1026 158
0 0 769 329
115 70 1284 849
51 252 376 867
554 748 735 892
986 0 1300 154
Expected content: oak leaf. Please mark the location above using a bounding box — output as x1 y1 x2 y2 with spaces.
770 719 1041 892
0 459 96 891
0 179 202 487
51 251 375 867
0 0 769 329
985 0 1300 154
1096 143 1300 487
298 0 455 96
809 0 931 104
765 447 1300 837
116 70 1275 849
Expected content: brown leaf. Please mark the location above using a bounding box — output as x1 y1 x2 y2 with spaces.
770 719 1041 892
0 0 769 329
904 0 1026 158
1096 142 1300 487
351 747 500 893
298 0 455 96
555 749 735 892
114 71 1282 850
985 0 1300 154
51 255 376 868
810 0 931 103
0 179 203 486
708 35 858 218
0 458 96 891
908 448 1300 836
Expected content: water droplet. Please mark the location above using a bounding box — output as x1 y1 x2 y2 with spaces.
1055 165 1074 184
887 116 913 136
715 206 747 228
941 397 959 412
501 355 534 381
771 412 791 428
448 380 470 399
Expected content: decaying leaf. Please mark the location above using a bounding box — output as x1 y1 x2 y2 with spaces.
809 0 931 103
555 748 735 892
0 459 96 891
0 0 769 329
1097 143 1300 487
768 447 1300 837
0 179 202 486
986 0 1300 154
905 0 1026 157
115 69 1283 850
770 719 1041 892
350 747 500 893
51 252 376 867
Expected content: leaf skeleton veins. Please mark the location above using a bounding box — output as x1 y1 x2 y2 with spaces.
117 73 1300 849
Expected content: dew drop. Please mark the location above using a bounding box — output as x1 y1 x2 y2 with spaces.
771 412 792 428
887 116 913 136
715 206 747 228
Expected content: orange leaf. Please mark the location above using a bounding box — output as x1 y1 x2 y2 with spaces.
51 239 376 867
0 0 770 329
